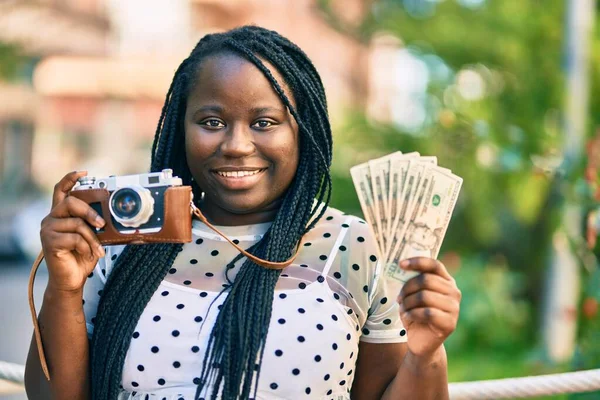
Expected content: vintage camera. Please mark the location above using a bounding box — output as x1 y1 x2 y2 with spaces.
70 169 192 244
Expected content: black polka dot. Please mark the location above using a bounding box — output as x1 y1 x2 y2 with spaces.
362 328 370 335
298 282 306 289
346 333 351 340
363 285 369 293
217 304 223 310
332 343 338 350
211 250 219 256
342 223 349 228
278 318 286 324
383 318 392 325
97 290 103 296
357 236 365 242
169 268 177 274
305 387 311 395
137 365 144 371
340 362 345 369
317 276 325 283
151 346 159 353
380 297 388 304
195 238 203 245
161 291 169 296
348 369 353 376
200 292 208 298
153 315 161 322
133 332 140 339
158 378 165 386
111 254 117 261
131 381 139 387
270 383 278 390
316 298 324 303
323 232 331 238
190 259 198 264
400 329 407 336
333 293 340 300
82 299 85 305
370 255 377 262
356 324 360 331
339 245 347 251
173 361 181 368
172 330 180 337
340 380 346 386
205 272 214 277
183 280 191 285
191 346 199 353
350 351 354 359
279 293 287 299
292 368 300 375
281 274 288 277
88 272 93 278
275 349 283 357
352 264 360 271
319 255 327 261
194 316 203 323
300 264 308 268
316 324 323 330
298 308 306 314
176 304 185 309
101 269 106 276
193 377 201 384
314 355 322 362
324 374 330 381
334 272 342 279
326 216 333 220
327 389 333 395
331 314 338 321
347 309 353 315
303 242 312 247
297 336 305 343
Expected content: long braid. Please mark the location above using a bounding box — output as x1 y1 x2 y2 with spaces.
90 26 334 400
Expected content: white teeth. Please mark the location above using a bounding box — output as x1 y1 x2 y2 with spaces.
216 170 262 178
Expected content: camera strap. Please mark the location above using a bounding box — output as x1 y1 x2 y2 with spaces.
28 204 300 381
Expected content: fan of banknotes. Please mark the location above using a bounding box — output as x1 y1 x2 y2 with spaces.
350 151 463 285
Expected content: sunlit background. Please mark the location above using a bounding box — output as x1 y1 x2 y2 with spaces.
0 0 599 399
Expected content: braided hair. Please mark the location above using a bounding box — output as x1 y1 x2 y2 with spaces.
90 26 333 399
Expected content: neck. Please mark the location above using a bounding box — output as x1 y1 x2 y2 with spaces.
198 199 282 226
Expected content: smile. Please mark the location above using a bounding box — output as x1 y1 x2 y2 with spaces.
215 169 263 178
211 168 267 190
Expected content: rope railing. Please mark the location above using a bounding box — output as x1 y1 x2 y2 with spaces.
1 360 599 398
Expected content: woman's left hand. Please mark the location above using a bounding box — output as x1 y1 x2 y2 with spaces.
397 257 461 358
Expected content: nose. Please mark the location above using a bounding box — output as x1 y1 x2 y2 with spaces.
220 123 255 158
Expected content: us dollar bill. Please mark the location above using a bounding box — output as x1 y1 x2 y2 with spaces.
350 163 383 256
386 167 463 283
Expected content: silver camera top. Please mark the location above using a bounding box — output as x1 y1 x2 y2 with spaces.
73 169 182 191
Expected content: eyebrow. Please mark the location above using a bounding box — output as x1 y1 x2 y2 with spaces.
192 105 287 115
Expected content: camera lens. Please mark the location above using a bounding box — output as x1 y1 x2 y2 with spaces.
109 186 155 228
111 188 141 219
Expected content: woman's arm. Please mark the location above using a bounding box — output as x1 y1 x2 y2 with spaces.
352 342 448 400
25 287 91 400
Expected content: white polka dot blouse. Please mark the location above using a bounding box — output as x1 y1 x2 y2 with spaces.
83 206 407 399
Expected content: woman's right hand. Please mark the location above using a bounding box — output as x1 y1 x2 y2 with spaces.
40 171 106 293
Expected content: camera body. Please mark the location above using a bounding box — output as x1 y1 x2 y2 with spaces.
70 169 192 244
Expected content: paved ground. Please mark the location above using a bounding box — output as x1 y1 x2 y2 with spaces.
0 260 48 400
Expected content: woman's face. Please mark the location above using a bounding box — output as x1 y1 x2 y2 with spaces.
184 52 300 226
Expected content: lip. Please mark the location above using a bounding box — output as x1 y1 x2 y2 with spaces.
211 168 267 190
212 166 268 172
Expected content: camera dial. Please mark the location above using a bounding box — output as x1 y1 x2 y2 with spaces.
109 186 155 228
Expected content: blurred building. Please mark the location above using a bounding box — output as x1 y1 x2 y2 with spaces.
0 0 392 194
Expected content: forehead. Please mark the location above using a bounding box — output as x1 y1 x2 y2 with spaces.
188 52 295 107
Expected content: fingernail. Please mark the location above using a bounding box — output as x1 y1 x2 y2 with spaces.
95 215 105 227
400 260 410 269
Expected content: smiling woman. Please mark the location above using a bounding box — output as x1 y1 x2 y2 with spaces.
26 25 457 400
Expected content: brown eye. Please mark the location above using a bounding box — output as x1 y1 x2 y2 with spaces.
252 120 273 129
201 119 225 128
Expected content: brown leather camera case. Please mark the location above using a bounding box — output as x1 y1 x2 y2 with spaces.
69 186 193 244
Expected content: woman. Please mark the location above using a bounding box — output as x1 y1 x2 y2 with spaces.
25 26 461 400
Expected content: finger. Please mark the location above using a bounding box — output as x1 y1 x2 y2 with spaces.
400 290 459 314
46 231 95 262
399 273 456 300
50 218 105 258
399 257 452 280
400 307 456 333
52 171 88 209
50 196 105 228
